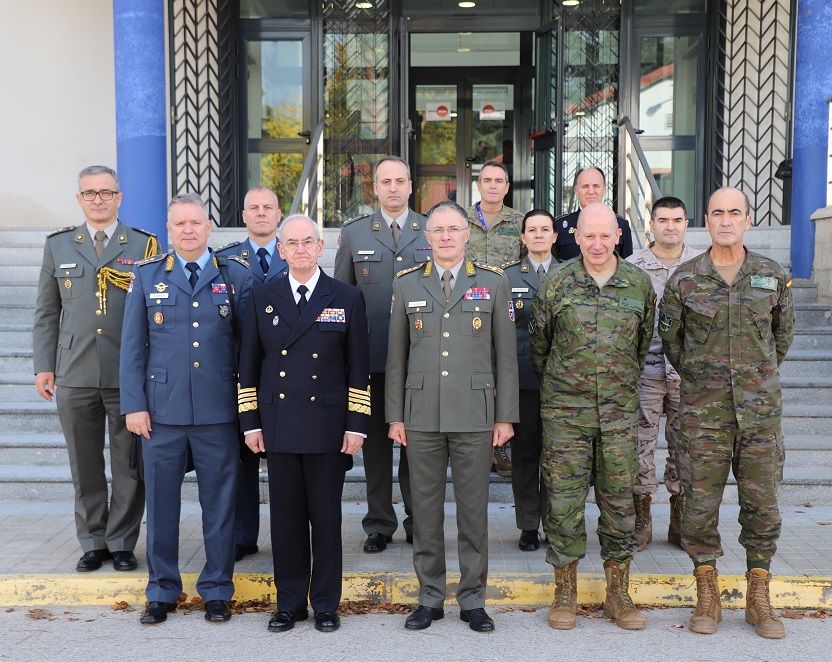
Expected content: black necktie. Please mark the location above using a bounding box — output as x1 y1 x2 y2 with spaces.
186 262 200 290
257 247 269 275
297 284 308 312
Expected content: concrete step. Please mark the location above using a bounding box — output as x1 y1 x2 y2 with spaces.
782 378 832 405
779 353 832 379
0 228 57 247
0 284 37 305
0 325 33 349
0 401 61 433
791 328 832 351
790 279 818 304
0 246 46 264
0 349 34 374
0 304 35 325
0 265 41 283
0 434 68 465
0 374 39 401
794 304 832 328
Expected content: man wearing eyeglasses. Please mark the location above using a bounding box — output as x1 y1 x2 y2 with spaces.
238 215 370 633
33 165 158 573
386 200 519 632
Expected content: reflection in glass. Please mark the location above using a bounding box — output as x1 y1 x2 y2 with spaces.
415 86 458 166
639 36 698 137
411 33 521 67
416 176 458 214
645 150 695 216
240 0 309 18
248 153 303 217
247 40 304 140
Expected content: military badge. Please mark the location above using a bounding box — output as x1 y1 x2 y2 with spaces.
751 275 777 291
508 301 515 322
64 279 72 289
562 220 568 229
74 233 85 243
117 258 137 265
568 227 576 234
516 299 524 309
363 267 369 278
154 312 164 325
529 315 537 334
316 308 346 323
473 316 482 330
415 319 423 330
659 313 672 332
117 234 127 244
154 282 169 293
463 287 490 300
266 305 274 313
212 283 228 294
390 294 395 314
273 316 279 326
218 304 229 318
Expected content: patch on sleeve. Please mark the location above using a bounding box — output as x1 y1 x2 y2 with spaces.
529 315 538 335
659 313 673 333
750 275 778 291
508 300 515 322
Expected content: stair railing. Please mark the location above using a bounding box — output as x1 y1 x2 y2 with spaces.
618 116 662 250
290 120 327 227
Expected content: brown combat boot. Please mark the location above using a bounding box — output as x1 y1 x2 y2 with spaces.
548 561 578 630
668 494 684 548
689 566 722 634
492 444 512 477
602 560 646 630
745 569 785 639
634 494 652 551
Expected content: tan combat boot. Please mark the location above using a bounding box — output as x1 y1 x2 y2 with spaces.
492 444 512 477
745 569 785 639
667 494 684 548
548 560 578 630
634 494 652 551
689 566 722 634
602 560 646 630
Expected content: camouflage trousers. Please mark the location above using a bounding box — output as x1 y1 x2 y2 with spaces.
676 424 785 566
541 420 638 568
635 376 682 497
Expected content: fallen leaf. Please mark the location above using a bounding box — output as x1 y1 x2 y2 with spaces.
519 607 537 613
818 522 832 526
5 608 14 613
804 502 814 508
26 609 54 621
781 608 805 619
112 601 135 612
496 607 515 614
68 618 79 622
338 600 413 615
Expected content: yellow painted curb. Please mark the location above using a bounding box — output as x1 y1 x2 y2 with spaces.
1 572 830 609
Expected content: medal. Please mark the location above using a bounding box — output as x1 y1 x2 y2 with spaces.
155 282 169 293
154 312 164 325
273 316 280 326
64 279 72 289
516 299 524 309
415 319 423 330
472 316 482 330
218 304 229 318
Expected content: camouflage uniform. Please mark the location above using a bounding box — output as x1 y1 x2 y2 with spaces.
659 249 794 567
464 203 524 266
529 256 655 567
626 243 699 497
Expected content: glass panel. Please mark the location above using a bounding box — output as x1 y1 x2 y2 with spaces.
415 85 458 166
415 176 458 214
240 0 309 19
248 152 303 216
470 84 515 207
639 35 699 137
635 0 707 14
411 33 520 67
247 40 304 140
324 155 384 228
403 0 538 18
645 150 696 216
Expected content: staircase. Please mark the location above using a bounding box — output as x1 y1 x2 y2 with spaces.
0 227 829 505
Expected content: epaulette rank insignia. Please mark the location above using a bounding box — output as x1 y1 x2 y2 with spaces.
396 263 423 278
74 233 85 243
137 253 167 266
46 226 76 238
476 262 504 276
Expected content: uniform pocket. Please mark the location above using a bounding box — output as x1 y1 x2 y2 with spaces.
404 372 424 425
145 366 168 416
749 294 776 349
407 300 434 337
684 297 717 344
55 333 73 378
461 299 492 336
352 251 382 284
146 293 177 329
470 373 495 428
54 265 83 300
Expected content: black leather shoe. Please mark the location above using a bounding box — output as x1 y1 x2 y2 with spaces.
140 601 176 624
405 606 444 630
112 551 138 571
76 549 111 572
519 530 540 552
235 544 259 562
268 609 308 632
460 608 495 632
314 611 340 632
363 532 392 553
204 600 232 622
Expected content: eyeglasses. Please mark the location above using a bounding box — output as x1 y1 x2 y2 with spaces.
80 190 118 201
427 227 467 236
282 238 318 250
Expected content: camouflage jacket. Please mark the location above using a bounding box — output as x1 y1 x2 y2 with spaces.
626 243 700 381
658 248 794 431
465 203 524 266
529 256 655 429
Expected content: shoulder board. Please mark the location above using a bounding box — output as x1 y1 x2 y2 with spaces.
501 259 521 269
227 255 250 269
129 226 158 239
553 212 571 221
137 252 168 266
46 225 76 238
475 262 505 276
343 213 372 227
396 263 424 278
214 240 242 253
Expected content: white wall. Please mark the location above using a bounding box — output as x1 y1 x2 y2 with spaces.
0 0 117 227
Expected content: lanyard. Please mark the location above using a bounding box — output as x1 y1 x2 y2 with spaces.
475 203 488 231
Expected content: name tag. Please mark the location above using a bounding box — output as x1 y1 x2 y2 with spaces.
358 250 376 255
512 287 529 293
408 300 427 308
59 263 77 269
149 292 169 299
751 275 777 291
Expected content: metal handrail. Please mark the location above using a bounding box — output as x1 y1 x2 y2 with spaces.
618 116 662 249
290 119 327 227
826 98 832 207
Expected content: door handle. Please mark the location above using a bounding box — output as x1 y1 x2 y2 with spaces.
465 157 476 169
298 130 311 144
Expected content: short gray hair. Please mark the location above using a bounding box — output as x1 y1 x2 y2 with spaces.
78 165 119 189
244 185 279 209
168 193 209 218
426 199 467 227
279 214 321 241
373 155 411 182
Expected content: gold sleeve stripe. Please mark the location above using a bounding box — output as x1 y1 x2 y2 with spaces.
348 388 371 403
239 402 259 413
348 402 371 416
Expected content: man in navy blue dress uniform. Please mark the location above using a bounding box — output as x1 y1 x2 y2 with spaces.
121 193 253 625
238 214 371 633
215 185 288 563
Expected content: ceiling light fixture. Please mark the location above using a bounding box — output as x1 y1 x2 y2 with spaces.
562 0 580 6
458 2 476 8
356 1 373 7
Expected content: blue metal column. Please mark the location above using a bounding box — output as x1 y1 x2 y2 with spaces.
791 0 832 279
113 0 168 249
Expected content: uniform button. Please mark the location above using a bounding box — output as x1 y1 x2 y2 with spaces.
281 350 288 356
150 375 155 380
193 322 199 328
443 312 450 318
310 396 316 402
442 351 448 357
95 310 102 316
486 383 491 387
312 353 318 359
193 301 199 308
441 370 448 377
95 292 101 298
279 371 286 377
193 362 200 368
193 341 199 348
443 331 450 338
279 393 285 399
65 271 70 276
312 375 317 380
396 256 403 261
96 329 102 335
475 306 480 311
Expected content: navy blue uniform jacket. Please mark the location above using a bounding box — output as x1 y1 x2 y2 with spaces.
237 268 371 454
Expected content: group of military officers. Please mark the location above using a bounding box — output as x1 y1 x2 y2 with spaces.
34 160 792 639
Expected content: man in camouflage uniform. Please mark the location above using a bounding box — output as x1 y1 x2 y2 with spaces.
659 187 794 639
465 159 523 475
530 203 654 631
626 196 699 551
